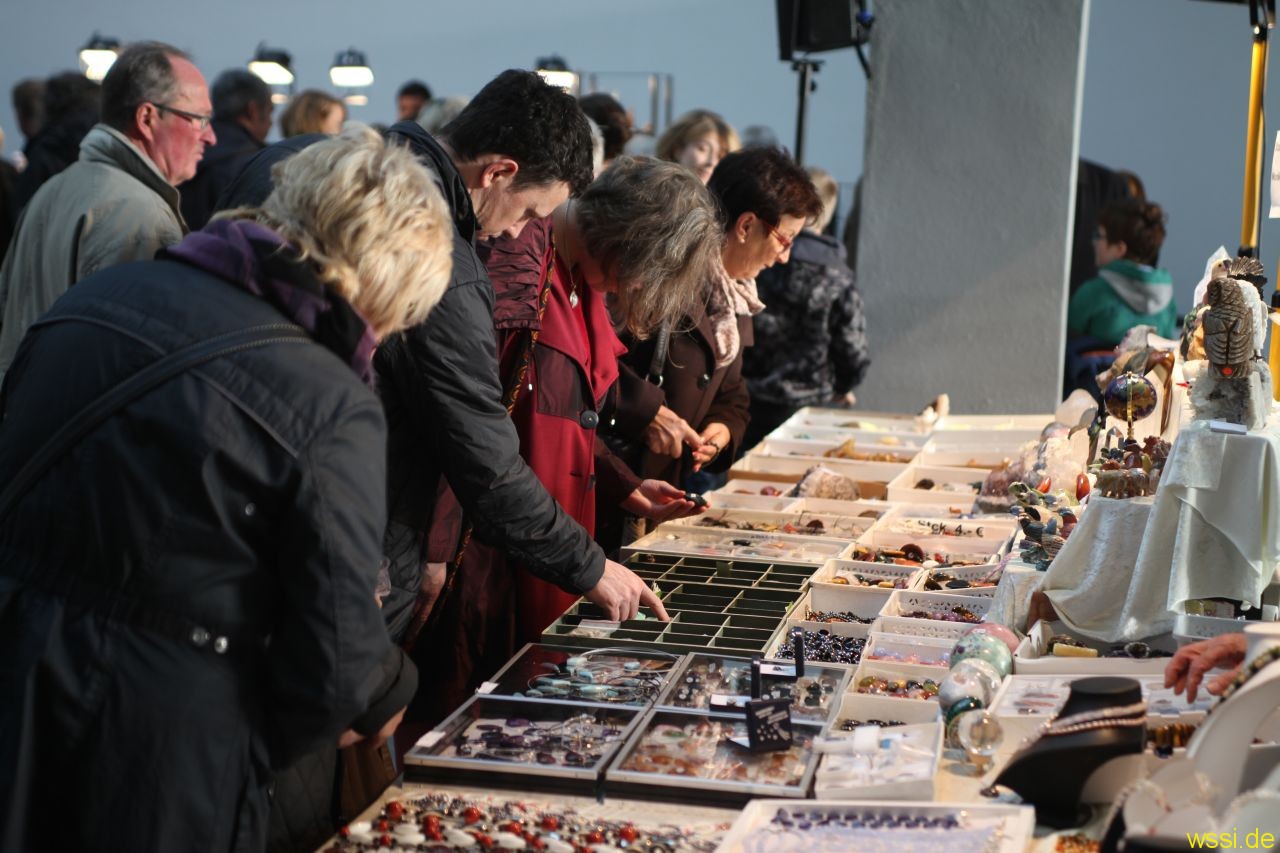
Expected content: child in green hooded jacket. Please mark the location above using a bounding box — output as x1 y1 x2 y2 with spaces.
1068 198 1177 344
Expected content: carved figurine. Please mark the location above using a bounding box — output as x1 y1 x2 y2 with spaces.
1203 273 1256 379
1188 257 1273 429
1095 467 1152 499
1017 513 1066 571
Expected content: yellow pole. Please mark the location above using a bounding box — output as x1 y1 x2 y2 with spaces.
1241 35 1268 254
1270 299 1280 401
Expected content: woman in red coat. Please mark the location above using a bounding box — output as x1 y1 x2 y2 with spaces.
489 156 723 639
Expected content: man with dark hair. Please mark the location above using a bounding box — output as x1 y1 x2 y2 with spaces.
396 79 432 122
376 70 663 725
178 68 272 228
11 79 45 145
13 72 101 209
0 41 214 380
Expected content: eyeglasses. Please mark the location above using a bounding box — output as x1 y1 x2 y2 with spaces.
762 220 794 254
150 102 213 130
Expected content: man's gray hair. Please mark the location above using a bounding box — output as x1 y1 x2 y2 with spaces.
100 41 191 132
211 69 270 122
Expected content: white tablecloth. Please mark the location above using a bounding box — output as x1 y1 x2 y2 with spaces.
1039 421 1280 641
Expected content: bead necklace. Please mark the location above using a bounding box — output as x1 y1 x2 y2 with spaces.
1040 700 1148 738
1206 645 1280 715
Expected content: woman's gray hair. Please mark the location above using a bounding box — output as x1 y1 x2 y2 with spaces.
575 155 724 338
100 41 189 132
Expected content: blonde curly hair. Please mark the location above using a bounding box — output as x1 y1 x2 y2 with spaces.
220 126 452 336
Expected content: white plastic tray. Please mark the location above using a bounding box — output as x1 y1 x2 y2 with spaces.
1013 620 1176 675
887 464 985 507
813 721 942 800
716 799 1035 853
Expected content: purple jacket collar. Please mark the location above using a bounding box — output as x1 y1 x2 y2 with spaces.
163 219 377 385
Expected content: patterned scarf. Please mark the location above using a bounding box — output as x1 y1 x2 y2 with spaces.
704 257 766 367
161 219 377 385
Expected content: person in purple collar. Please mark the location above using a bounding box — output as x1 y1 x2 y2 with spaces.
0 127 454 853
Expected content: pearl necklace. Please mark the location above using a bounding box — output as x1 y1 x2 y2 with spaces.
1039 700 1148 737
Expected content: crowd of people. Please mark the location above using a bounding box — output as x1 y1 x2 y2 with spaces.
0 41 1234 853
0 43 871 852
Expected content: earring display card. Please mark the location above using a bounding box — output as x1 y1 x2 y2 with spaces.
404 696 640 793
658 653 851 726
481 643 681 707
606 710 820 804
743 698 794 751
623 527 855 567
716 799 1035 853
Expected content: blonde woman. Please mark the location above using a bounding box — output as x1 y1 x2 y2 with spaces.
280 88 346 136
656 108 740 184
0 127 452 852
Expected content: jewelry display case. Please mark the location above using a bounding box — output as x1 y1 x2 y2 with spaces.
605 709 822 805
479 643 682 706
663 506 875 542
655 652 852 727
404 696 643 794
622 527 853 567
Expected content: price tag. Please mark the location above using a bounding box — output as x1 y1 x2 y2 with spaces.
414 731 445 749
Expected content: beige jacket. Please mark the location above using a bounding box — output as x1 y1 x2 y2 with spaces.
0 124 185 380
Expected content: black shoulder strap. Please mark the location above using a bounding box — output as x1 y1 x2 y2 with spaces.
0 322 309 523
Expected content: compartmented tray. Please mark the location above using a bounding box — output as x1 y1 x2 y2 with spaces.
991 674 1217 748
863 632 954 672
873 509 1018 541
717 798 1036 853
882 588 999 621
782 406 932 433
727 456 907 500
541 590 799 656
665 506 874 543
792 497 893 518
764 596 878 667
711 478 797 499
886 464 985 508
850 660 944 704
870 614 978 642
813 721 943 800
830 690 943 731
934 413 1052 431
1013 620 1177 675
657 652 851 726
620 549 817 593
623 527 853 567
915 562 1006 593
768 423 931 449
915 447 1019 471
605 709 821 805
479 642 682 706
750 437 919 465
404 695 641 793
703 491 803 512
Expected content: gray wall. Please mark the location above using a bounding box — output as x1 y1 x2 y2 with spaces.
854 0 1088 414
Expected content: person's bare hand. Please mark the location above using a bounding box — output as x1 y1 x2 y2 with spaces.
644 405 701 458
621 479 704 522
1164 633 1247 702
691 422 732 471
584 560 671 622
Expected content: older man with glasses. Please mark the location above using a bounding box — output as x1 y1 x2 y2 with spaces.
0 40 215 381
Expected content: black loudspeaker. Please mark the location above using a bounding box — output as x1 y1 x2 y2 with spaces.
777 0 861 61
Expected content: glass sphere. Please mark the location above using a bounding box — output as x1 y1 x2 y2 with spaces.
1103 372 1158 424
964 623 1020 654
951 657 1002 699
955 708 1004 758
938 663 997 713
951 631 1014 679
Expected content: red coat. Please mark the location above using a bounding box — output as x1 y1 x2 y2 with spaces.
491 222 640 639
